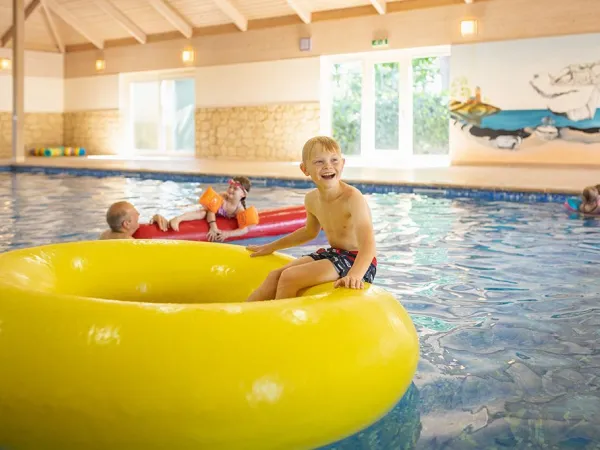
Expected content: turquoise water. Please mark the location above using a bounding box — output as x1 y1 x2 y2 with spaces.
480 108 600 131
2 172 600 449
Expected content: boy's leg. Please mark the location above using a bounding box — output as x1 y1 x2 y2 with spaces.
246 256 314 302
275 259 340 300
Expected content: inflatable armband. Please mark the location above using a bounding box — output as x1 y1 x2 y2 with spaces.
199 187 224 213
237 206 259 228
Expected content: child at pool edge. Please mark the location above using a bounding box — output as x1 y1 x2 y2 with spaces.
99 201 169 240
168 176 253 242
245 136 377 302
578 185 600 214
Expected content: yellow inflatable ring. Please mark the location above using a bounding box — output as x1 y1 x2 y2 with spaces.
0 240 419 450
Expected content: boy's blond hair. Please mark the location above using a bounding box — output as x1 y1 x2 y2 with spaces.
302 136 342 162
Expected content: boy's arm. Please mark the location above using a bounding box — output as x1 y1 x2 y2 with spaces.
345 193 377 281
268 212 321 251
248 197 321 255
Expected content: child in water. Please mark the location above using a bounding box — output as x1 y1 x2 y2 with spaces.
169 176 253 241
579 185 600 214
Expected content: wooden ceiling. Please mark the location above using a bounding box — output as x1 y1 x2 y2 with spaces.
0 0 475 52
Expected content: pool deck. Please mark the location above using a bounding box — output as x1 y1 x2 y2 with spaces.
1 156 599 194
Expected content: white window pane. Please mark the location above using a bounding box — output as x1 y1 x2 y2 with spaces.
374 62 400 151
131 81 160 151
331 61 362 156
412 56 450 155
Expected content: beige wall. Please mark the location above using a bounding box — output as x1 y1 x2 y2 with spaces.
63 111 121 155
0 50 64 158
0 113 64 158
61 58 320 158
196 104 319 160
64 0 600 78
0 49 64 112
64 75 120 111
196 58 320 107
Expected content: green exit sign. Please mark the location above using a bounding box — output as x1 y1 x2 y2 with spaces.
371 38 389 48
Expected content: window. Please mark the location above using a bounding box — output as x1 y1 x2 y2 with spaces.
321 47 450 164
122 71 195 155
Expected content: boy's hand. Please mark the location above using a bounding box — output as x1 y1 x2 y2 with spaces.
150 214 169 232
334 275 365 290
169 218 181 231
247 244 274 257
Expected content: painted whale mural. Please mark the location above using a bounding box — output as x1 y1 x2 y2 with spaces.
451 60 600 151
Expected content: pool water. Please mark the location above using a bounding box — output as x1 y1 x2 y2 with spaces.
2 171 600 450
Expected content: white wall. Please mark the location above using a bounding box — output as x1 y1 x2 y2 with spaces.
195 57 320 107
0 49 64 112
450 33 600 111
62 58 320 113
64 75 120 111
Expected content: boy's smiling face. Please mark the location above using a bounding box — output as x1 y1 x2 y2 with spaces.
300 143 345 188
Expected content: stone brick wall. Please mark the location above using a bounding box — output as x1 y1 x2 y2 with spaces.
1 104 320 160
0 112 64 158
64 110 121 155
195 103 320 161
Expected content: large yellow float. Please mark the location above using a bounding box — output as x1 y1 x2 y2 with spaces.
0 240 419 450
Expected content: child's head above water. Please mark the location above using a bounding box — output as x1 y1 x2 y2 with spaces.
227 176 251 208
300 136 345 186
582 185 600 203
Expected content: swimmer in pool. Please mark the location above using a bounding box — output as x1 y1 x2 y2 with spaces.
168 176 253 242
246 136 377 301
99 201 168 240
578 185 600 214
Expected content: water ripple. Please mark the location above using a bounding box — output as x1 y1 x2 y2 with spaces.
1 173 599 449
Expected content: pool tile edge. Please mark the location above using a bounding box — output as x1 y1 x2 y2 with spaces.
5 163 574 204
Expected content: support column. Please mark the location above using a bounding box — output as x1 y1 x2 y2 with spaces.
12 0 25 162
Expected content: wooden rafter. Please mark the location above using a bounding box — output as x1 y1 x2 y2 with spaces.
40 0 64 53
149 0 193 38
93 0 147 44
212 0 247 31
65 0 486 53
370 0 386 14
1 0 41 47
44 0 103 49
285 0 311 23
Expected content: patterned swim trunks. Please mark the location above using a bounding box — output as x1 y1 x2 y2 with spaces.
305 247 377 283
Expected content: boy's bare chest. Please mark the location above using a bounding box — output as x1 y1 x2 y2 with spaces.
313 201 352 232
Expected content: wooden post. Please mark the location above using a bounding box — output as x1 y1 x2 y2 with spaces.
12 0 25 162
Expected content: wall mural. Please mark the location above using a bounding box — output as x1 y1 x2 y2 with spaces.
450 60 600 151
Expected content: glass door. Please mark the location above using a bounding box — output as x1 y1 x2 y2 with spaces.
127 73 195 155
321 47 450 165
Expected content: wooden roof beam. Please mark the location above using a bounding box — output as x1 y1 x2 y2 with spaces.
1 0 40 47
94 0 147 44
285 0 311 23
149 0 193 38
45 0 104 49
212 0 247 31
40 0 64 53
370 0 386 14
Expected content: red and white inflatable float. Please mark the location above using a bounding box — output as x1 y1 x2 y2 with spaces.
133 205 306 242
